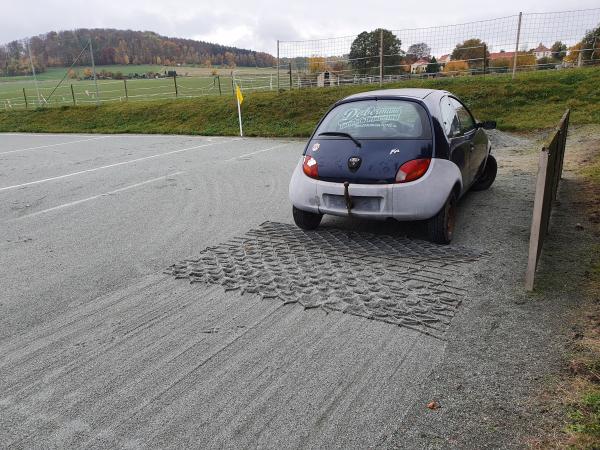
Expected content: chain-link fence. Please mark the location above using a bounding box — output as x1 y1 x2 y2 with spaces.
276 8 600 89
1 8 599 110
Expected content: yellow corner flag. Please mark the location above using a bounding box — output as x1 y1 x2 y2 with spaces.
235 84 243 136
236 85 244 105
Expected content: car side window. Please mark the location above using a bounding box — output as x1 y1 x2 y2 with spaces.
439 97 460 138
450 98 476 134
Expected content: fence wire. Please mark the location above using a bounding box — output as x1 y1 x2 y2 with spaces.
277 8 600 88
1 8 599 110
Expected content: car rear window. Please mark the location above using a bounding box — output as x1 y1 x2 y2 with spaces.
315 99 431 139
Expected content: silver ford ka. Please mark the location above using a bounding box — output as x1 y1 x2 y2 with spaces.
288 88 497 244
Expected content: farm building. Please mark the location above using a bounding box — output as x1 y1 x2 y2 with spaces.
410 58 430 74
317 71 339 87
533 43 552 59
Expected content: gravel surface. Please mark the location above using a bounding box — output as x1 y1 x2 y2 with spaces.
0 129 594 448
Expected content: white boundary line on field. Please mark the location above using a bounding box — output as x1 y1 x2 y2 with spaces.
9 172 184 221
0 136 111 155
0 138 240 192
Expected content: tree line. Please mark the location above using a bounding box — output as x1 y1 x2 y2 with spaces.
0 28 277 76
306 25 599 76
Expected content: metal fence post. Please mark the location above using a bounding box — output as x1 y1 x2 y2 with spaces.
379 29 384 86
288 62 292 90
26 39 41 106
70 84 76 105
23 88 28 109
173 74 178 97
217 75 222 95
123 79 128 100
89 37 100 105
277 40 280 91
483 43 488 75
512 12 522 79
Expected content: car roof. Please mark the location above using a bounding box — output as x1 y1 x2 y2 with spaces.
341 88 448 101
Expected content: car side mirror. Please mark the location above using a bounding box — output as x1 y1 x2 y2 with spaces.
478 120 496 130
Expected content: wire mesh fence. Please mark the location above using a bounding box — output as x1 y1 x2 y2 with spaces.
0 71 278 110
1 8 599 110
277 8 600 88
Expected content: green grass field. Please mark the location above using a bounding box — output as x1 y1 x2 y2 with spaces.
1 66 599 135
0 64 277 109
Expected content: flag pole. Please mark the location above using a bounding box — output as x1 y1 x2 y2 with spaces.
236 92 243 137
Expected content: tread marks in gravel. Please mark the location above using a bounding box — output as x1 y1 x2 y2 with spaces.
166 222 484 339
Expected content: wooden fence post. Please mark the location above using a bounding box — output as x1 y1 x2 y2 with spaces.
525 109 570 291
70 84 76 105
124 79 128 101
23 88 28 109
525 149 549 291
173 74 178 97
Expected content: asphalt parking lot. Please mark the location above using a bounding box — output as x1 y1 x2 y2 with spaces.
0 132 578 448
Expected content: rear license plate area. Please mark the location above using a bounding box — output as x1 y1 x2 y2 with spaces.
322 194 381 212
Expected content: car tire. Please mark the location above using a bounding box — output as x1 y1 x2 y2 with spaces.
471 154 497 191
293 206 322 230
427 192 457 245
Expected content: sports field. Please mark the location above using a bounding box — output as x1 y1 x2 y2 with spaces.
0 65 278 109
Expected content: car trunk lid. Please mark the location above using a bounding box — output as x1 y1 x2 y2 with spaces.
306 138 433 184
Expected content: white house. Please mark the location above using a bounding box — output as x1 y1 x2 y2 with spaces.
410 58 429 74
438 54 451 65
533 43 552 60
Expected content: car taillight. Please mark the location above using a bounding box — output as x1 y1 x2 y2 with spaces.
395 158 431 183
303 155 318 178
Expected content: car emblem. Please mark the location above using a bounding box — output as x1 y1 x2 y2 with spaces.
348 156 362 171
389 148 400 155
311 142 320 152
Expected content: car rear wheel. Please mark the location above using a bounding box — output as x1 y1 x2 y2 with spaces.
427 192 457 245
472 154 497 191
293 206 322 230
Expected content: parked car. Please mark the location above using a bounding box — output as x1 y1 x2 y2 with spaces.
288 88 497 244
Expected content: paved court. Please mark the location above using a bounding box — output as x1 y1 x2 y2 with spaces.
0 132 572 448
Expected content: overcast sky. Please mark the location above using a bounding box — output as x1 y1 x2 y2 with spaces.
2 0 599 53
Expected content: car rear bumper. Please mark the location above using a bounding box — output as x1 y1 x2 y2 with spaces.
289 158 462 221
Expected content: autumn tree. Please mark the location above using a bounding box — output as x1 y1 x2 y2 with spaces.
224 52 236 68
451 38 489 71
579 24 600 62
551 41 567 61
564 43 583 65
407 42 431 59
444 60 469 73
308 56 327 73
329 60 349 74
349 29 402 75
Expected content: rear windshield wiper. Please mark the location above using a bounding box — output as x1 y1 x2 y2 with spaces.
318 131 362 148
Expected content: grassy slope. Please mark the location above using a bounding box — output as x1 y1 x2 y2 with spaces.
1 67 599 135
